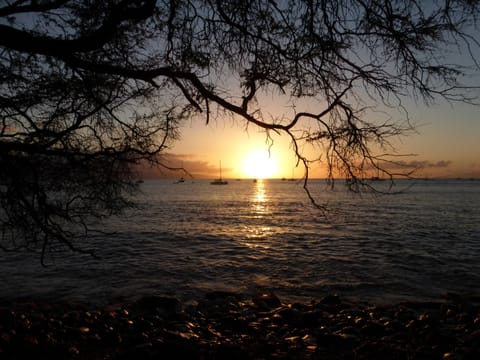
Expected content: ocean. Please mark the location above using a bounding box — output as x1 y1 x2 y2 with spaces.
2 178 480 305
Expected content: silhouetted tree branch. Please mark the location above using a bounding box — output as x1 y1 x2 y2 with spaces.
1 0 479 261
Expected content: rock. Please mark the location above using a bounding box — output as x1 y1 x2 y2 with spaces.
316 332 357 349
301 310 323 328
320 294 341 306
251 293 281 310
466 329 480 347
360 321 386 337
0 294 478 360
129 296 180 317
211 343 250 360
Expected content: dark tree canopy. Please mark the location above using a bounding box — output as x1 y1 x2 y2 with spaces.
1 0 479 262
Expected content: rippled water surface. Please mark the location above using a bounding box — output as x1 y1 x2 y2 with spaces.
2 179 480 305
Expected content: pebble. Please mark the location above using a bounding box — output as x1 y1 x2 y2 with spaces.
0 293 479 359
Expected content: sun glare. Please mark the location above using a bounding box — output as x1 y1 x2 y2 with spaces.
242 150 278 179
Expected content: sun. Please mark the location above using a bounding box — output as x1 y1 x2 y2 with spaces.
242 150 278 179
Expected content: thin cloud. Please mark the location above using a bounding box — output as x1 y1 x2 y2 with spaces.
386 159 452 169
137 153 223 179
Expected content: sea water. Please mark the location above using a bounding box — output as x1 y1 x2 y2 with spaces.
2 178 479 305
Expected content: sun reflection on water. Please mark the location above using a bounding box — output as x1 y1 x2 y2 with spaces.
252 179 267 215
242 179 274 250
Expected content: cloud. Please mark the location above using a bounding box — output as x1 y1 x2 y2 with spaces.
136 153 221 179
386 159 452 169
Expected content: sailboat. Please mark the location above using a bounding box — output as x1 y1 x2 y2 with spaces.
211 161 228 185
174 161 186 183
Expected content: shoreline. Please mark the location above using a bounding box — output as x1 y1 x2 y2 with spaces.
1 292 479 359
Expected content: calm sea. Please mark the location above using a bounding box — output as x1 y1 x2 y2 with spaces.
2 178 480 305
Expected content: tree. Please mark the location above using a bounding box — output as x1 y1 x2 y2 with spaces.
1 0 479 263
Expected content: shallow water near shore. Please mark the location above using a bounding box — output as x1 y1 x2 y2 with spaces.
2 178 480 305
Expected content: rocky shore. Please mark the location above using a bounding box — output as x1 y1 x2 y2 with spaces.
1 292 479 359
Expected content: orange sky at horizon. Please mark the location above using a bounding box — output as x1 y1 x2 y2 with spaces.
139 95 480 180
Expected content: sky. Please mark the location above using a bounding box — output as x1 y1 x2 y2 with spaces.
138 93 480 180
139 5 480 182
6 3 479 181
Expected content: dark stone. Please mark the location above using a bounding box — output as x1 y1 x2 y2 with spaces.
316 333 356 349
211 343 250 360
251 293 281 310
466 329 480 347
301 310 323 328
320 294 342 306
129 296 180 316
360 321 386 337
355 341 407 360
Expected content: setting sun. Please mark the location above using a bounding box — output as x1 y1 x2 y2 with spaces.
241 150 278 179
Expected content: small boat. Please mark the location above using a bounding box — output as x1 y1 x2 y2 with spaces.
211 179 228 185
174 177 185 184
211 161 228 185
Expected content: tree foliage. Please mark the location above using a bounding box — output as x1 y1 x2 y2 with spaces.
1 0 479 262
